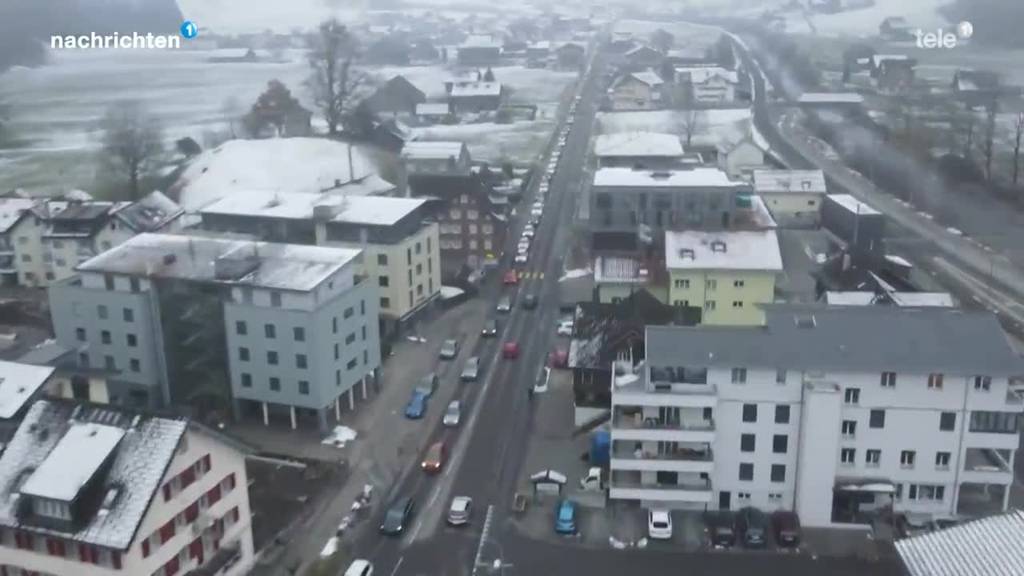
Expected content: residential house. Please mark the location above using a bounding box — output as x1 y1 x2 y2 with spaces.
623 45 664 71
717 133 769 180
752 169 827 228
593 132 686 170
363 75 427 117
675 66 739 105
48 233 381 431
608 305 1024 524
526 41 551 61
608 71 664 111
952 69 1000 109
555 42 586 69
0 360 55 440
17 340 116 407
401 141 473 179
593 256 664 305
0 198 39 286
880 16 914 41
457 35 502 66
447 81 504 113
415 102 455 124
665 229 783 325
871 54 916 92
0 399 254 576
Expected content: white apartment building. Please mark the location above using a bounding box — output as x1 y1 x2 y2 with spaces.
0 400 254 576
609 305 1024 526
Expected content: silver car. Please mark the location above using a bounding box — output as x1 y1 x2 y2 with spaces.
439 339 459 360
447 496 473 525
443 400 462 427
460 357 480 382
497 296 512 313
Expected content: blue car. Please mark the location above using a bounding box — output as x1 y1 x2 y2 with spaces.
554 500 577 534
404 391 427 419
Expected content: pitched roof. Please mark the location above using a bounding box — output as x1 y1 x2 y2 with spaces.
114 191 184 233
0 361 55 419
401 141 466 161
896 510 1024 576
627 70 664 87
0 198 36 235
593 132 684 158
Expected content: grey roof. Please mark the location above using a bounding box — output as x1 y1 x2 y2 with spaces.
0 400 187 549
896 509 1024 576
645 304 1024 375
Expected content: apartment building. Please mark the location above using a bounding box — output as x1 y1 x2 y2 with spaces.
674 66 739 105
48 233 381 431
0 400 253 576
664 229 783 325
609 305 1024 527
752 169 827 228
0 198 39 286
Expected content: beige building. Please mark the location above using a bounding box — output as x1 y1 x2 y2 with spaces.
752 169 827 228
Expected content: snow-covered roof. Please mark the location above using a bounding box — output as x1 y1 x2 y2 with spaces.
114 191 184 233
828 193 880 215
896 509 1024 576
872 54 910 67
889 292 956 308
415 103 452 116
665 229 783 272
753 170 827 194
676 66 739 84
594 132 684 158
594 256 647 284
627 70 664 87
797 92 865 104
0 361 55 419
173 138 379 211
201 190 428 227
401 141 466 161
0 198 35 235
593 167 742 188
0 401 188 549
449 82 502 98
461 34 501 48
78 233 361 292
825 291 877 306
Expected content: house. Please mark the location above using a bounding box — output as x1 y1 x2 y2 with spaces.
457 35 502 66
0 198 40 286
608 70 664 111
879 16 914 41
607 39 639 67
0 399 254 576
870 54 916 92
609 305 1024 522
752 169 827 228
897 510 1024 576
623 45 664 70
526 41 550 60
717 133 769 180
415 102 454 123
447 81 504 113
555 42 586 69
665 229 782 325
363 35 411 65
48 233 381 430
0 360 55 440
952 69 1000 108
401 141 473 177
363 75 426 117
593 132 685 170
675 66 739 105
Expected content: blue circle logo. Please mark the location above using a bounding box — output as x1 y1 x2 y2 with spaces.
180 20 198 39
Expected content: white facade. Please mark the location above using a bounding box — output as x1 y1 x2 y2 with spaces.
717 139 766 180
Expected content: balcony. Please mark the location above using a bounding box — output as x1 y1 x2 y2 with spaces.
611 445 714 473
609 475 713 503
961 448 1014 485
613 380 718 408
611 414 715 443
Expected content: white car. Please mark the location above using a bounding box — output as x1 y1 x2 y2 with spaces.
523 225 535 237
443 400 462 426
534 366 551 393
539 182 549 193
344 560 374 576
530 207 543 218
648 510 673 540
515 253 529 264
556 319 573 336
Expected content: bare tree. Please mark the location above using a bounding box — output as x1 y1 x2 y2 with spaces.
307 19 365 137
680 109 704 147
983 98 998 181
1013 112 1023 186
221 96 243 140
99 102 163 200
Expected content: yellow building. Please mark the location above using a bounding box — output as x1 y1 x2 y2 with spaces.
665 230 783 325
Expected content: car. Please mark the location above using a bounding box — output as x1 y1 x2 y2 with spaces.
566 117 575 125
554 500 577 534
530 207 543 217
460 357 480 381
704 511 737 548
648 509 673 540
447 496 473 526
514 253 528 264
503 270 518 285
529 215 541 226
415 373 438 398
481 319 498 337
496 296 512 313
539 183 550 194
737 507 769 548
516 243 530 256
404 390 427 419
574 95 582 102
532 200 544 210
421 440 446 473
771 510 801 548
556 319 573 336
443 400 462 427
379 497 415 535
548 346 568 368
439 339 459 360
521 294 538 309
534 366 551 393
523 225 535 238
344 560 374 576
503 341 520 359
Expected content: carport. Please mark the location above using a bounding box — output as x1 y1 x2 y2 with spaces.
832 478 895 524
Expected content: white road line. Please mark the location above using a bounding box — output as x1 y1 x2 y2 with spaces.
471 505 496 576
408 518 423 543
389 556 404 576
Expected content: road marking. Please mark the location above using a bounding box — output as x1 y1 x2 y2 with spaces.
389 556 404 576
471 505 496 576
408 518 423 543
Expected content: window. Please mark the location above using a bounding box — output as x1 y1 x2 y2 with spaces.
407 269 413 285
770 464 786 483
673 278 690 289
909 484 945 502
332 317 338 334
104 355 116 370
294 327 305 342
417 284 424 296
363 350 368 364
880 371 896 388
407 247 412 264
974 376 991 391
270 292 282 307
347 358 358 370
775 404 790 424
269 377 280 391
236 321 247 335
869 409 886 429
840 448 856 465
129 277 140 293
969 411 1020 434
894 484 903 501
20 254 30 262
362 326 367 341
704 300 716 311
866 449 881 467
379 275 390 287
900 450 916 468
361 300 366 315
841 420 856 437
122 308 134 323
377 254 388 266
416 263 423 275
769 493 783 502
76 327 86 341
939 412 956 431
739 463 754 481
732 300 744 308
98 305 108 319
737 492 751 501
740 434 755 452
731 368 747 384
130 358 140 372
734 279 745 288
381 297 391 309
239 347 249 362
773 434 788 454
416 242 422 255
101 330 111 344
346 333 356 345
79 353 89 367
127 333 137 347
706 279 717 290
267 351 278 365
241 373 252 388
673 300 690 307
344 307 354 319
298 380 310 395
775 369 787 384
928 373 943 390
844 387 860 404
935 452 951 469
296 354 307 369
264 324 276 339
742 403 757 423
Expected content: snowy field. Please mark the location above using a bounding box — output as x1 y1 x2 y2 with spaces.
776 0 949 38
596 108 754 149
410 104 561 165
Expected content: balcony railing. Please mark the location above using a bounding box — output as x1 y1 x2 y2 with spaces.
612 446 713 462
612 416 715 432
610 477 712 492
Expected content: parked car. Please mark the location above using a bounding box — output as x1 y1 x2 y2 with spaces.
529 215 541 226
460 357 480 381
503 270 519 285
447 496 473 526
421 440 446 473
737 507 769 548
404 391 427 419
771 510 801 548
521 294 538 309
704 511 737 548
379 497 415 535
556 319 573 336
554 500 577 534
515 253 528 264
534 366 551 393
439 339 459 360
523 224 535 238
497 296 512 313
415 373 439 398
530 206 543 217
503 341 520 359
648 509 673 540
344 560 374 576
481 319 498 337
443 400 462 427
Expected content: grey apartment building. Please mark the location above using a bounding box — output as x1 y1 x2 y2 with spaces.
48 233 380 431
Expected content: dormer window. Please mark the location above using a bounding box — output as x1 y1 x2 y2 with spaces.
679 248 695 260
33 497 71 520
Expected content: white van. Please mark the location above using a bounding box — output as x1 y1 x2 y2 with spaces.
344 559 374 576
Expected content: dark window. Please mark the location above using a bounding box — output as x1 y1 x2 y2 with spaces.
267 351 278 365
239 347 250 361
939 412 956 431
127 333 137 347
269 377 280 391
363 350 368 364
381 297 390 308
104 274 115 290
235 321 247 335
294 327 305 342
377 254 388 266
770 464 786 483
347 358 358 370
264 324 276 339
270 292 282 307
742 403 757 423
775 404 790 424
104 355 115 370
740 434 755 452
98 305 108 319
296 354 307 369
346 333 356 345
241 373 252 388
379 276 390 287
362 326 367 340
360 300 366 315
334 343 339 360
123 308 134 322
101 330 111 344
869 409 886 429
129 358 140 372
844 387 860 404
344 307 354 319
739 463 754 481
76 327 86 341
773 434 788 454
130 278 140 292
332 317 338 334
298 380 310 395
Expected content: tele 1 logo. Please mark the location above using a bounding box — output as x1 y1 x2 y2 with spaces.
915 21 972 49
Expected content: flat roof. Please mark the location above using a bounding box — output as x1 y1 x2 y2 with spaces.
0 361 55 419
21 423 125 502
797 92 865 104
594 132 684 158
401 141 465 160
593 167 742 188
200 190 427 227
753 170 827 194
593 256 646 283
78 233 361 292
827 193 881 215
665 230 783 272
415 103 452 115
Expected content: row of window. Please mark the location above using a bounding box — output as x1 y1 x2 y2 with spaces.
439 223 495 235
739 433 788 454
152 505 241 576
894 483 946 502
238 349 308 368
162 454 212 502
672 278 746 290
78 352 141 373
672 299 746 310
737 462 787 483
376 237 432 266
377 259 433 288
741 404 791 424
145 473 237 560
76 327 138 347
840 411 955 436
81 304 135 322
839 448 951 470
438 238 493 251
7 532 121 569
879 372 993 391
240 350 370 393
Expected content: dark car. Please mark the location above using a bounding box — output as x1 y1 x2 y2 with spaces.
737 507 769 548
379 497 415 535
704 511 736 548
404 390 427 419
521 294 538 309
481 319 498 337
771 510 802 548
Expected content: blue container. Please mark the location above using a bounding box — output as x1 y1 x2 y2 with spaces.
590 430 610 466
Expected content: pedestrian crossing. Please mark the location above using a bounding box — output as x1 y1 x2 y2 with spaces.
517 270 545 280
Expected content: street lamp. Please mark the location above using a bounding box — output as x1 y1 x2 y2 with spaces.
474 537 513 575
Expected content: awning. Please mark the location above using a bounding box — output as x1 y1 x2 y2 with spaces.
835 479 896 494
530 469 567 484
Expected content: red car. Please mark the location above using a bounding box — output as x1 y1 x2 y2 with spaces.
548 347 568 368
503 270 519 285
503 341 520 359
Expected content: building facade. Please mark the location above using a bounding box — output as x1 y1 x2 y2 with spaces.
752 169 827 228
608 71 664 111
